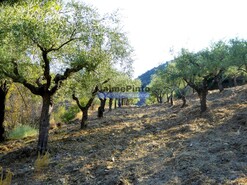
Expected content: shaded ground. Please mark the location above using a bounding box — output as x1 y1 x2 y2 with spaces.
0 85 247 185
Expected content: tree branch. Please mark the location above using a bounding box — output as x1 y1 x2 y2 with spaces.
72 93 84 110
72 85 99 111
36 76 44 87
47 29 77 52
101 78 111 85
50 65 85 95
47 38 76 52
4 61 42 96
183 78 199 92
42 51 51 88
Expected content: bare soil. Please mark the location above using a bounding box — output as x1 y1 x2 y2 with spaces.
0 85 247 185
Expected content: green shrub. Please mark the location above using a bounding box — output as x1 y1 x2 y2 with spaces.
8 125 38 140
61 105 80 123
53 106 66 123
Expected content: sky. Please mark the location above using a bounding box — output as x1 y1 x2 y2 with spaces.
81 0 247 78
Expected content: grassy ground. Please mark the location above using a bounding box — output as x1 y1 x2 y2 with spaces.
0 85 247 185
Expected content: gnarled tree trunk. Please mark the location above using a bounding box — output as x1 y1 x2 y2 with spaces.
37 94 52 155
81 109 88 129
73 86 98 129
184 78 208 113
98 98 106 118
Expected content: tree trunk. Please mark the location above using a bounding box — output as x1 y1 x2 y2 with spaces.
114 98 117 109
218 80 224 92
37 94 52 155
156 97 159 103
198 90 207 113
217 78 224 92
126 99 129 106
98 98 106 118
157 95 162 103
73 86 98 129
0 82 9 142
170 94 173 106
233 76 238 87
181 96 186 108
109 98 113 111
81 109 88 129
166 94 170 103
118 98 122 108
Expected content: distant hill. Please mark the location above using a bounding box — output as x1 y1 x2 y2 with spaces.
136 62 168 106
137 62 168 87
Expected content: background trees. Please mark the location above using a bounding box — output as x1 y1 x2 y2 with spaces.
147 39 246 113
148 74 166 104
229 38 247 74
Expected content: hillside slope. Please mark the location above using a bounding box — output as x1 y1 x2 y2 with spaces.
0 85 247 185
137 62 168 87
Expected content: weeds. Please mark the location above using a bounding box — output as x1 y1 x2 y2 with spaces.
34 152 50 172
0 167 13 185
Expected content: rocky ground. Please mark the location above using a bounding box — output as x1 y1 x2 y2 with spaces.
0 85 247 185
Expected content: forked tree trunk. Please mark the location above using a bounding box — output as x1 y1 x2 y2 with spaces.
73 91 96 129
185 78 209 113
0 82 9 142
158 95 163 103
37 94 52 155
81 109 88 129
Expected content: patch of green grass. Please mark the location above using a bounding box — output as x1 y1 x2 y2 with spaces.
8 125 38 140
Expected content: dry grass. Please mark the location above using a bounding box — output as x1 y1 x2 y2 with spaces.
34 152 50 172
0 167 12 185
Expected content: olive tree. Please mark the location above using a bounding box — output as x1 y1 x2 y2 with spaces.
0 0 127 154
148 74 166 104
229 38 247 73
175 41 229 112
66 62 114 128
